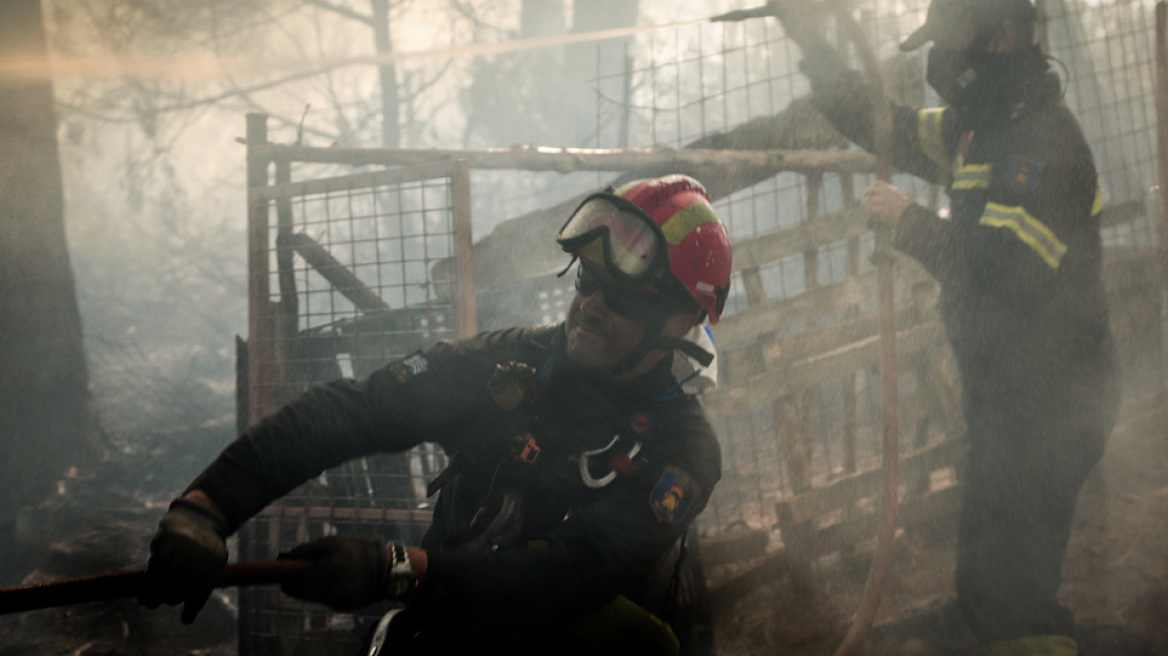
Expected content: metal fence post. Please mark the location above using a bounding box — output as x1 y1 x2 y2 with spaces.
1157 3 1168 403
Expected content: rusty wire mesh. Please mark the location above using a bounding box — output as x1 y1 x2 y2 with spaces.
582 0 1163 543
236 0 1163 650
239 165 471 654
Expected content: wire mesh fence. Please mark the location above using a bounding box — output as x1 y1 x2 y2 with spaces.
238 162 474 655
577 0 1164 547
234 0 1165 649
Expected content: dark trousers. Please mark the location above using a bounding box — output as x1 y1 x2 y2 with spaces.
955 370 1119 645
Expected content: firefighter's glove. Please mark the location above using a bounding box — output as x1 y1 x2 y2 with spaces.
278 535 391 611
864 180 913 230
139 497 230 624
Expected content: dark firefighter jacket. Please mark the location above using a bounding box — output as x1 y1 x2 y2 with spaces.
187 324 721 643
799 43 1116 423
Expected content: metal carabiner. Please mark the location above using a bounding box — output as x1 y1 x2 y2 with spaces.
577 440 641 489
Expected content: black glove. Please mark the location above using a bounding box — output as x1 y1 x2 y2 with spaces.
138 497 230 624
279 535 393 611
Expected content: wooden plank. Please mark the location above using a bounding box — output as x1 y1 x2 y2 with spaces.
251 160 464 201
775 394 813 493
760 311 932 371
1098 198 1147 228
712 263 934 346
246 114 273 426
1104 249 1164 295
703 321 946 420
740 267 768 306
1156 2 1168 406
258 143 877 177
784 483 964 561
700 528 770 569
775 437 966 529
283 232 390 313
731 207 868 270
451 161 478 338
706 550 796 612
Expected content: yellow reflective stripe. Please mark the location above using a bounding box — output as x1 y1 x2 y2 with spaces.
980 203 1067 269
952 163 993 190
918 108 948 169
981 635 1078 656
1091 185 1103 217
612 180 641 197
660 203 719 246
578 237 607 265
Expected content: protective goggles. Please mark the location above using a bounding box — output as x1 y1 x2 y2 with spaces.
575 264 674 321
556 193 668 285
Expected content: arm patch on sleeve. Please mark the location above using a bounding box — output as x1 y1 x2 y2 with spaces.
650 466 702 525
389 353 431 382
1004 156 1044 194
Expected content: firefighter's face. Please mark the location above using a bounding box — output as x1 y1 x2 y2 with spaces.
565 264 653 369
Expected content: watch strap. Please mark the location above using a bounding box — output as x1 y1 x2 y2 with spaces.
386 541 416 598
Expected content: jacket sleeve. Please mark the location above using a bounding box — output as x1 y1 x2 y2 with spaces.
892 203 962 286
419 408 722 629
799 41 951 184
964 138 1100 305
188 339 489 532
894 133 1099 300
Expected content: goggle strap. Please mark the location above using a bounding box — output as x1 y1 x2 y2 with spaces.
654 337 715 368
556 254 579 279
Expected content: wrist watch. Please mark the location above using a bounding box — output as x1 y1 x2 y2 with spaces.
386 541 417 598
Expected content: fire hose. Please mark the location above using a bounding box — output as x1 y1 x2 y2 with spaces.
0 560 310 616
824 4 901 655
711 3 900 654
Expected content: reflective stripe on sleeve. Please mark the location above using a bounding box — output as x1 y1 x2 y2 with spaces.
979 202 1067 269
918 108 948 169
952 163 993 190
1091 185 1103 217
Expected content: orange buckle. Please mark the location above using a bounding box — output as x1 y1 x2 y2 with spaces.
515 433 541 465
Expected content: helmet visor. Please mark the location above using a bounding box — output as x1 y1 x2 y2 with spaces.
557 194 666 281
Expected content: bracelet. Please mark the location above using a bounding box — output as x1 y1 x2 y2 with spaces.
169 497 230 536
386 541 416 598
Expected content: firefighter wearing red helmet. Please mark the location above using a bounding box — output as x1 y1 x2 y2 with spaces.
140 174 731 656
556 174 733 376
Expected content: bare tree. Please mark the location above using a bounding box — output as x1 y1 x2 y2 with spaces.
0 0 102 547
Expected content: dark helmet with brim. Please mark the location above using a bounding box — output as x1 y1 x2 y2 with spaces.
900 0 1038 52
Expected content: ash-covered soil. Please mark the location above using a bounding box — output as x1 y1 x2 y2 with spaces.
1 410 1164 655
712 407 1168 656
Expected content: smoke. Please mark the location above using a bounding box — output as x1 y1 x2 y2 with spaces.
0 19 708 83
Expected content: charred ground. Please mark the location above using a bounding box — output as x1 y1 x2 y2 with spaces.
0 410 1164 656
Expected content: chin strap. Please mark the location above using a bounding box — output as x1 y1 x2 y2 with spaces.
652 337 714 368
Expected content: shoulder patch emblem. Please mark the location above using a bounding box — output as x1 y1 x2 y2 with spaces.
537 355 555 383
650 466 701 525
1004 156 1044 194
401 353 430 377
629 410 655 434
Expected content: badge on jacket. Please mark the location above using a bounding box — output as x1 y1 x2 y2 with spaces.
1004 156 1043 194
389 353 430 382
629 410 654 434
650 466 701 525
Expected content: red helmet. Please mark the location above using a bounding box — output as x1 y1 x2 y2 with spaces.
557 175 733 323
